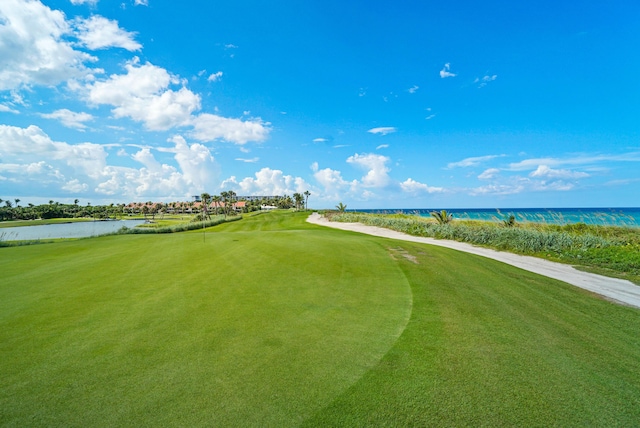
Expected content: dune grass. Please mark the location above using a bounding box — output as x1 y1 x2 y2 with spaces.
2 211 640 426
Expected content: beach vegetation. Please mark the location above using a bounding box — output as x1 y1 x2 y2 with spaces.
430 209 453 224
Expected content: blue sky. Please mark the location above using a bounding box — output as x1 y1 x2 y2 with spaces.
1 0 639 208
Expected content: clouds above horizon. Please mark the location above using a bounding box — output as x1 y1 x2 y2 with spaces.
367 127 396 136
440 63 456 78
1 1 638 208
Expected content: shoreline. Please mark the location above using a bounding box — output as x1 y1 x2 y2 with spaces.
307 212 640 309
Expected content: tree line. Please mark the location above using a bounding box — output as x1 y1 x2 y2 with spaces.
0 191 311 222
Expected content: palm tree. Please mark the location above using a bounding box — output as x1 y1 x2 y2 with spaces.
200 193 211 220
222 190 237 215
336 202 347 212
220 191 229 217
304 191 310 210
14 198 20 207
212 195 221 215
430 210 453 224
293 192 303 210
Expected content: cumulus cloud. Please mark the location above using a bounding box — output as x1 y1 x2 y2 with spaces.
0 0 97 90
188 113 270 145
40 109 94 130
74 15 142 51
400 178 443 194
312 162 356 201
223 167 309 196
440 63 456 78
346 153 391 188
367 127 397 136
0 124 107 184
0 125 221 200
86 58 201 130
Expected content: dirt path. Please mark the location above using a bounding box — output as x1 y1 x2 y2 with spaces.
307 212 640 309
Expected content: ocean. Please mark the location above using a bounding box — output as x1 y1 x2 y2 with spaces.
356 207 640 227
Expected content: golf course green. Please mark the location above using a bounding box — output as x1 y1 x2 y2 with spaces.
2 211 640 426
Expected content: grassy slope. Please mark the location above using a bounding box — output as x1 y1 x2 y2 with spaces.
0 212 411 426
306 242 640 426
2 211 640 426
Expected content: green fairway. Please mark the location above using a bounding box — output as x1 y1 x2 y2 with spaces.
2 211 640 426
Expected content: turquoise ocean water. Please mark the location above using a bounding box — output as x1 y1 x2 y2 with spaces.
358 208 640 227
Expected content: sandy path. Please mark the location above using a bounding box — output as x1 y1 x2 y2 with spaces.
307 212 640 309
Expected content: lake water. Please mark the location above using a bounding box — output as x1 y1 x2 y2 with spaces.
358 207 640 227
0 219 146 241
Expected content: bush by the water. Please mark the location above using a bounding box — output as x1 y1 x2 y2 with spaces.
116 215 241 235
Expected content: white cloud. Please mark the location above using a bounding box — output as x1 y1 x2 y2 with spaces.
509 153 640 171
74 15 142 51
134 0 149 6
312 163 356 201
447 154 504 169
470 183 526 196
207 71 223 82
225 167 309 196
400 178 443 194
313 138 328 143
478 168 500 180
0 125 221 200
529 165 589 179
376 144 389 150
0 0 97 90
475 74 497 88
160 135 218 193
0 104 19 114
425 114 436 120
367 127 397 136
188 113 270 145
408 85 419 94
40 109 94 130
70 0 99 5
440 63 457 78
346 153 391 188
0 124 107 181
86 59 201 130
235 157 259 163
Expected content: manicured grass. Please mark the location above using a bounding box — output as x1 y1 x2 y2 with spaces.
2 211 640 426
0 212 411 426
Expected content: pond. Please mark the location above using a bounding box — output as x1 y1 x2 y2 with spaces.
0 220 146 241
